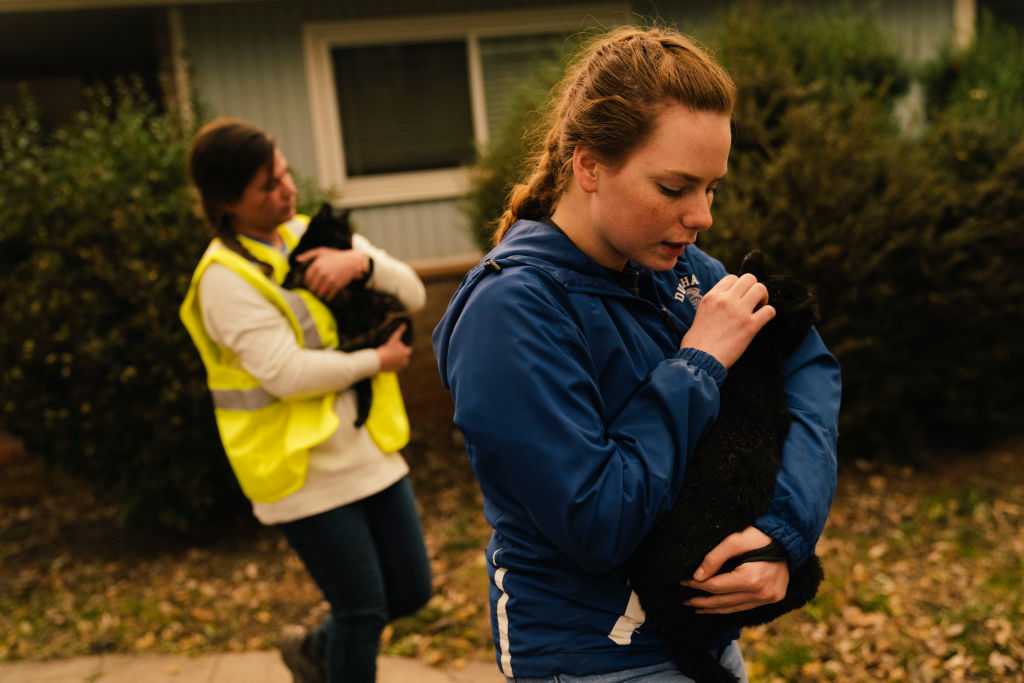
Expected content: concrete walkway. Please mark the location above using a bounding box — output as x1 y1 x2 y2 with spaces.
0 652 505 683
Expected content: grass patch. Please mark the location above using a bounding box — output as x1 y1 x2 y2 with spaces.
955 526 991 558
2 388 1023 681
802 589 841 623
854 590 891 615
759 638 814 678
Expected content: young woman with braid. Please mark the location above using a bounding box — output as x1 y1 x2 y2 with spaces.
433 26 841 682
180 118 431 683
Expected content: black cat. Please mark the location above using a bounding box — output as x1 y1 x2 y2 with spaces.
283 203 413 427
626 251 824 683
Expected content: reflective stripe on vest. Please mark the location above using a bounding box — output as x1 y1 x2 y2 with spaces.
282 289 323 349
179 216 340 503
210 387 276 411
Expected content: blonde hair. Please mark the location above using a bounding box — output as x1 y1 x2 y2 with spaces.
494 25 736 243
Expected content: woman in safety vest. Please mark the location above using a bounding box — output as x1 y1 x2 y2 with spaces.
181 118 431 683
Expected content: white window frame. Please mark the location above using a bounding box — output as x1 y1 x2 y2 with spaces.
302 4 630 208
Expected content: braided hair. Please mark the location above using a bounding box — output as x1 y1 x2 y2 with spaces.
188 117 276 276
494 26 736 243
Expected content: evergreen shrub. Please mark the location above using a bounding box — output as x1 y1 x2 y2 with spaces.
921 13 1024 136
462 7 1024 458
0 84 332 529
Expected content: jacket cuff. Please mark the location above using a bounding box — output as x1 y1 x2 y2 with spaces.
360 255 375 284
754 513 810 567
363 250 399 291
677 348 728 387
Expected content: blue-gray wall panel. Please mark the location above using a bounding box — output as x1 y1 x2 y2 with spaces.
184 5 315 182
182 0 956 262
650 0 955 62
351 199 479 262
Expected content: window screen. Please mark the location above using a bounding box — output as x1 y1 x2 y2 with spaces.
480 33 565 135
332 41 476 176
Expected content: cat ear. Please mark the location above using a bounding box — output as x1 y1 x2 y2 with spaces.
324 203 350 222
336 207 353 234
740 250 767 280
317 202 332 218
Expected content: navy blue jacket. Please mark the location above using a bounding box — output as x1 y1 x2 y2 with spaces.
432 220 841 678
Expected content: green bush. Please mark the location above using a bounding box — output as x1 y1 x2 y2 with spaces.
0 84 241 531
708 98 1024 456
713 3 910 164
464 6 910 250
921 13 1024 135
461 8 1024 458
0 82 341 531
709 8 1023 456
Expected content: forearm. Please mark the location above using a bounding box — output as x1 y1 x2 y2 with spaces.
562 350 725 570
354 234 426 312
754 411 838 566
243 328 380 398
453 298 725 573
755 328 841 566
199 264 381 399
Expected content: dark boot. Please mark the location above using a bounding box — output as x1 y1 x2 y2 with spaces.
278 629 326 683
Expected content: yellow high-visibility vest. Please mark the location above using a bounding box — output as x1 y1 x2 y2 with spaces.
179 216 409 503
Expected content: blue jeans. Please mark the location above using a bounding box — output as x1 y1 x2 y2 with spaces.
279 476 432 683
508 642 748 682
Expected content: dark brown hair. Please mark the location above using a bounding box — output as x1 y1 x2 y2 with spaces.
494 25 736 242
188 117 275 274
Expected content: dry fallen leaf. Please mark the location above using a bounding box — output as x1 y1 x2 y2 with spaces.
189 607 215 622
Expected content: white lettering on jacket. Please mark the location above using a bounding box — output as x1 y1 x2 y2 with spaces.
674 274 702 307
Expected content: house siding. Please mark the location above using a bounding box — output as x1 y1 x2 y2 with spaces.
352 200 478 264
183 6 313 182
182 0 611 183
182 0 613 262
877 0 956 63
649 0 956 62
181 0 958 263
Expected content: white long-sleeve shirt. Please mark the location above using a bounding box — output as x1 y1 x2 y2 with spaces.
198 233 426 524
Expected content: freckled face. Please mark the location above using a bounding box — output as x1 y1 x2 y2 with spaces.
587 104 731 271
226 149 297 236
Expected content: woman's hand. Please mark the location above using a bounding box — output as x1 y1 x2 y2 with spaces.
680 273 775 368
296 247 369 299
680 526 790 614
376 324 412 373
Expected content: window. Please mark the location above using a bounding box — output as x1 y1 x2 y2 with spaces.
331 41 476 176
303 6 629 208
479 33 565 135
978 0 1024 29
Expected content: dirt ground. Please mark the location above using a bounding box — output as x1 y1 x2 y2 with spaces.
3 276 1024 681
0 275 496 665
401 277 462 466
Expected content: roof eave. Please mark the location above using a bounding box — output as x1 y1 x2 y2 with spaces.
0 0 257 13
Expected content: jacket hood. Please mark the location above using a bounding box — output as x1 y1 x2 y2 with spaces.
432 219 623 390
485 219 615 283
